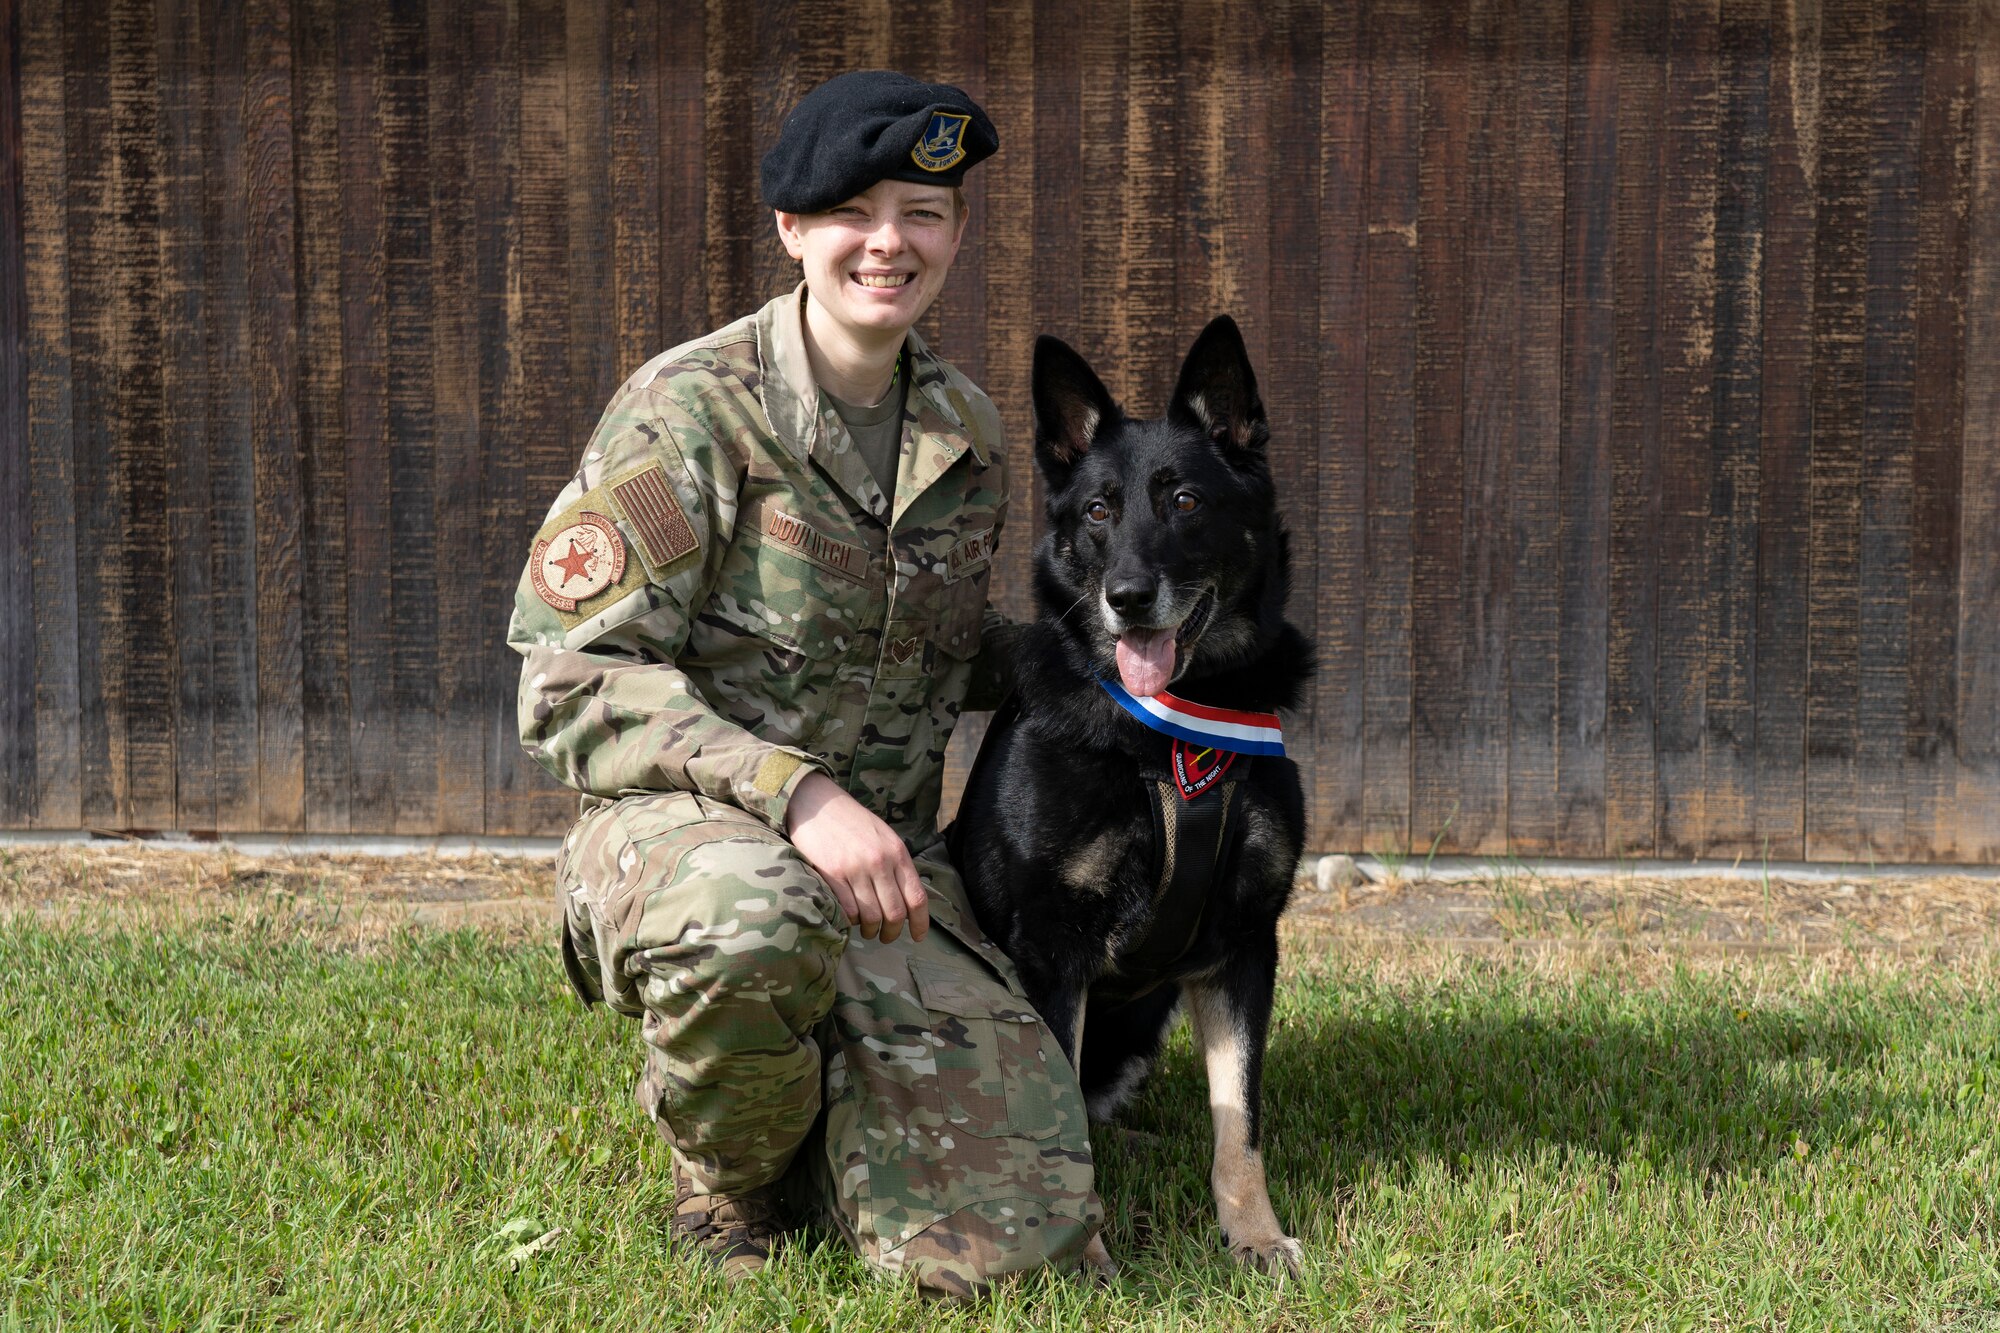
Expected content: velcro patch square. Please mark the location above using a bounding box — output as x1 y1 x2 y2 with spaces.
945 528 994 583
762 507 870 585
610 463 700 574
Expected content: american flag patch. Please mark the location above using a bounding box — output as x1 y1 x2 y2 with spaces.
610 463 699 571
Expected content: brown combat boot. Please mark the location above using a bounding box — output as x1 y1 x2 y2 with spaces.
670 1162 787 1283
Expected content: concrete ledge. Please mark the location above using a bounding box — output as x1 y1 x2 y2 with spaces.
3 832 1995 879
1321 853 2000 883
0 829 564 859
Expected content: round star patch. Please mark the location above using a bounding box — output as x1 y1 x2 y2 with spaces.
531 512 626 612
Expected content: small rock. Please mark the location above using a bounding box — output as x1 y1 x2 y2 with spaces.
1316 854 1362 897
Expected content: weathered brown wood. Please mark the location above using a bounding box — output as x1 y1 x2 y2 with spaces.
1362 0 1421 855
1175 0 1222 395
701 0 755 330
1607 0 1666 857
1455 0 1520 859
1120 0 1176 413
383 0 436 835
611 0 662 377
1507 0 1564 856
518 0 571 507
1074 0 1127 385
1908 0 1970 860
1410 0 1469 855
109 0 173 829
292 0 351 833
336 0 394 833
981 0 1034 622
246 0 305 832
1653 0 1718 857
24 0 78 831
1028 0 1077 536
158 0 214 832
1806 0 1874 860
202 0 260 832
1312 0 1367 854
6 0 1997 858
1857 0 1923 860
64 0 123 827
475 0 527 834
429 0 484 835
1219 7 1270 424
1753 0 1816 861
1957 0 2000 862
511 0 578 834
1262 0 1320 838
1557 0 1612 856
1703 0 1769 855
747 4 796 309
0 0 34 822
565 0 614 445
659 2 706 338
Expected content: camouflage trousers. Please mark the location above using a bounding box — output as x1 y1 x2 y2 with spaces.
555 790 1102 1296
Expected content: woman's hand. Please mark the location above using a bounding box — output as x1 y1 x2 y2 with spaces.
783 771 929 943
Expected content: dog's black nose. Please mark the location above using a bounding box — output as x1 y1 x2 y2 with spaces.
1104 577 1158 617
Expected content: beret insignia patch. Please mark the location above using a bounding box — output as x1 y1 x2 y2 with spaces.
910 111 971 173
531 511 626 612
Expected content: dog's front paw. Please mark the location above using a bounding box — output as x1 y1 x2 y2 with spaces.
1081 1233 1119 1286
1224 1229 1303 1278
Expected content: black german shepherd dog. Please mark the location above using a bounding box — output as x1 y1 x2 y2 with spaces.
951 317 1311 1275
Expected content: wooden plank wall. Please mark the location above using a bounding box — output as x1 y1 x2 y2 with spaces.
2 0 1997 862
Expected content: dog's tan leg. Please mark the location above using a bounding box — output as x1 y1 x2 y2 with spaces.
1069 987 1088 1071
1186 982 1302 1276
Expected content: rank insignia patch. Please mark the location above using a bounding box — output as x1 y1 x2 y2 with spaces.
531 511 626 612
910 111 971 172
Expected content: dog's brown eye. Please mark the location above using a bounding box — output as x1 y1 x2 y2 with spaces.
1086 500 1110 522
1174 490 1200 513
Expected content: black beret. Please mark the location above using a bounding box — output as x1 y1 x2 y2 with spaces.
761 70 998 214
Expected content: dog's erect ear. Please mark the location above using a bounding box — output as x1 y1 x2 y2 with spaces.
1033 335 1119 473
1170 315 1268 454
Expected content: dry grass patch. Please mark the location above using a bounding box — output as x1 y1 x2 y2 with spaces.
0 843 555 948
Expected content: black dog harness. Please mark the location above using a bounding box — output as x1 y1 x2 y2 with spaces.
1095 682 1286 997
1107 750 1249 989
960 685 1285 999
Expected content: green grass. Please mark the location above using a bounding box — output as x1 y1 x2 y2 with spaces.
4 914 1998 1330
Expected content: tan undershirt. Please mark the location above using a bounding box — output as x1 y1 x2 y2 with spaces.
825 361 908 501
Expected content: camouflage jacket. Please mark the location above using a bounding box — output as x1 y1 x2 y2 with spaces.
509 285 1011 845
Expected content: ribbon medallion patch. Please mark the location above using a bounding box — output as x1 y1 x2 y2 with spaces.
1171 739 1237 800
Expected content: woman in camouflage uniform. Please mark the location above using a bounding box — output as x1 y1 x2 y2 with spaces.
508 72 1100 1296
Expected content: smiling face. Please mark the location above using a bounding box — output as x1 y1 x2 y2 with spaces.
775 179 968 345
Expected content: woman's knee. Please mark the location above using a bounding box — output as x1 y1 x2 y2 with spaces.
627 834 848 1029
560 792 848 1019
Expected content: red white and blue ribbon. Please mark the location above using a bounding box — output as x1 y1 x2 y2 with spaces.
1098 678 1286 757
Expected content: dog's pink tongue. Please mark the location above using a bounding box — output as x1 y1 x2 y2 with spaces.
1115 628 1176 697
